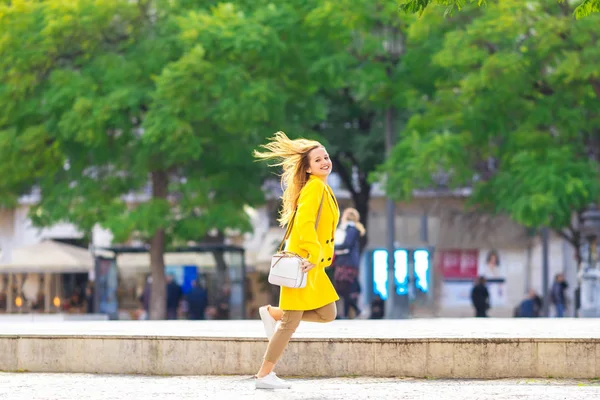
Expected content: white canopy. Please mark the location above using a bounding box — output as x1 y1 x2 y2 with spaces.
115 252 217 271
0 240 226 278
0 240 93 273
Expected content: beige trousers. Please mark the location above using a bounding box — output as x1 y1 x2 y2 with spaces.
263 302 337 363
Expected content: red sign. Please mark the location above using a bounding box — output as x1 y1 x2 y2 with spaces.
439 249 479 279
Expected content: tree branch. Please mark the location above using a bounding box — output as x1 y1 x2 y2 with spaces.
533 80 555 96
555 228 575 246
475 40 498 54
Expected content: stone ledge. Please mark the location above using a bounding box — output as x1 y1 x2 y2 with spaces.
0 335 599 344
0 335 599 378
1 319 598 378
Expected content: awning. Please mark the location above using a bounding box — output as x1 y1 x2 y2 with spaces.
115 252 217 271
0 240 93 273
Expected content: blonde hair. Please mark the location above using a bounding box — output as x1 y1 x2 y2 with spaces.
342 208 366 236
254 131 323 227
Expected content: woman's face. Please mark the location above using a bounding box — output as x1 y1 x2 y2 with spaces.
306 146 332 178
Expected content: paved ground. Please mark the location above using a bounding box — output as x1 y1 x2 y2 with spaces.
0 373 598 400
1 318 599 339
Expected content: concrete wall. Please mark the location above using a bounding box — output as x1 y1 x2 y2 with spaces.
0 333 598 378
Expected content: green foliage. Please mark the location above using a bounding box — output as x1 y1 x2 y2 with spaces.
286 0 453 229
400 0 486 17
1 0 317 318
302 0 411 175
399 0 600 18
3 0 598 274
384 0 600 233
0 0 274 248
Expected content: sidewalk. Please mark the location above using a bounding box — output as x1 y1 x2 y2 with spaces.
0 373 598 400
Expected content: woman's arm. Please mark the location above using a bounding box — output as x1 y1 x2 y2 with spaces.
295 179 324 266
335 225 359 251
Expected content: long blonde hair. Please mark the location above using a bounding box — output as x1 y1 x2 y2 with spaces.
254 131 322 227
342 208 366 236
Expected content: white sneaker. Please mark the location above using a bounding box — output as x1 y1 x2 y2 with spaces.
255 372 292 389
259 306 277 340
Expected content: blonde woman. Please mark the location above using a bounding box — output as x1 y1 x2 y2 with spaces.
333 208 366 318
253 131 340 389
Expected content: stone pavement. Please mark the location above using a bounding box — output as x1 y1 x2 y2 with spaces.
0 373 598 400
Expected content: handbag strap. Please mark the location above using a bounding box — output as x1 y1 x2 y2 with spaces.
277 188 325 252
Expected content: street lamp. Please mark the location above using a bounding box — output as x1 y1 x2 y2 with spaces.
380 25 408 319
578 205 600 317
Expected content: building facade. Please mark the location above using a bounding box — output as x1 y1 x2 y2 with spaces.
0 175 579 318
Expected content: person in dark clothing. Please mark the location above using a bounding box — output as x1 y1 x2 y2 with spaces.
370 295 385 319
333 208 366 318
471 276 490 317
344 278 362 318
214 285 231 320
85 285 95 314
140 276 152 319
186 280 208 320
574 286 581 317
166 274 182 320
551 273 568 317
516 289 542 317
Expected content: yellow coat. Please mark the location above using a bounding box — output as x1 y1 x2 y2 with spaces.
279 175 340 310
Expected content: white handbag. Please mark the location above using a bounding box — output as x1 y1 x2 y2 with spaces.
268 191 325 288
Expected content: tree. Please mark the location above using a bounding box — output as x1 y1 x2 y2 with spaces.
0 0 277 318
399 0 600 19
382 1 600 260
285 0 414 244
290 1 460 251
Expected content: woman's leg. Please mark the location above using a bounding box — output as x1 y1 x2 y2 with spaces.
256 303 337 377
267 305 284 321
256 310 303 377
300 302 337 323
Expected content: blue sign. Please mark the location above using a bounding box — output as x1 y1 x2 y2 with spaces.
372 249 430 300
414 250 430 293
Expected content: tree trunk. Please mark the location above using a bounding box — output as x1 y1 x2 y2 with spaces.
352 187 371 251
148 170 168 320
213 249 228 290
331 154 372 251
201 231 229 289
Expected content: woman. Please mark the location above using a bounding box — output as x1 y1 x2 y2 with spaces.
482 249 505 306
253 131 340 389
333 208 366 318
483 250 501 279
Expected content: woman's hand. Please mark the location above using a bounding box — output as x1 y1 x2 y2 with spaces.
301 259 316 273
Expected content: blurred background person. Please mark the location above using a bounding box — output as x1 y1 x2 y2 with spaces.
186 280 208 320
515 289 542 318
551 273 568 318
370 295 385 320
471 276 490 318
215 285 231 320
166 274 182 320
85 284 95 314
333 208 366 319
